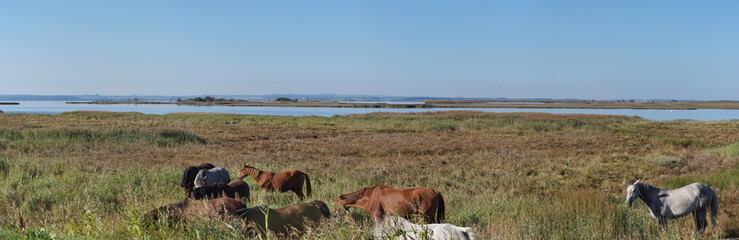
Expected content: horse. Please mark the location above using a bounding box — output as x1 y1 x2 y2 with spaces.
625 180 719 232
373 216 477 240
186 179 250 201
193 167 231 189
338 185 445 223
180 163 216 189
235 164 312 201
230 200 330 237
142 197 245 225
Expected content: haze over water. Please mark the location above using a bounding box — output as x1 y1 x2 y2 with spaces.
2 101 737 121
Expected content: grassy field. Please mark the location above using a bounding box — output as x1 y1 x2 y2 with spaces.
0 111 737 239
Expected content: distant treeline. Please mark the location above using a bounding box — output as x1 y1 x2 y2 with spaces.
178 96 236 102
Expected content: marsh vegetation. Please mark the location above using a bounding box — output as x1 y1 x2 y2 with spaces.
0 111 736 239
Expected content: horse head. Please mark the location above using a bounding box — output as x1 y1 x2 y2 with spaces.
625 179 641 207
180 166 198 189
339 186 388 210
236 164 258 179
338 188 368 210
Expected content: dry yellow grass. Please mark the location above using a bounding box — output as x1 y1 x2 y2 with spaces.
0 111 736 239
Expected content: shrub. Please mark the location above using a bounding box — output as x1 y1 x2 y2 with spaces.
650 155 683 169
661 136 706 148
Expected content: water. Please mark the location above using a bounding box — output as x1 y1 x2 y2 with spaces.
1 101 737 121
338 101 426 104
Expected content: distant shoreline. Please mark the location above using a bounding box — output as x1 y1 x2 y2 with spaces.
0 102 20 105
65 100 739 110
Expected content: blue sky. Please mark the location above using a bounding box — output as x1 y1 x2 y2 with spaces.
1 1 737 100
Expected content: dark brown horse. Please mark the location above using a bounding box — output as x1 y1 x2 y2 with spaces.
180 163 215 190
235 164 312 201
231 201 330 237
338 185 445 223
142 197 245 225
186 179 250 201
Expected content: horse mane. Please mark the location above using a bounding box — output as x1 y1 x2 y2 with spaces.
195 163 215 169
242 165 263 179
636 182 663 192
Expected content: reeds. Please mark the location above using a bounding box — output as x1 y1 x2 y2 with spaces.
0 111 736 239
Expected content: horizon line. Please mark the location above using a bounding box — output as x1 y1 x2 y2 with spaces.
0 93 737 102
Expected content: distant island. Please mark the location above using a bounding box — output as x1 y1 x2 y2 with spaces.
64 96 739 110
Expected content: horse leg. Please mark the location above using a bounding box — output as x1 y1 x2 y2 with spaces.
658 217 668 228
421 205 435 223
294 188 305 201
372 208 386 223
423 212 434 224
698 209 708 232
693 213 702 232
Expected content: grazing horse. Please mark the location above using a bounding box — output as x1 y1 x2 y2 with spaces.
338 185 445 223
625 180 719 232
142 197 245 225
186 179 250 201
231 201 330 237
373 216 477 240
193 167 230 189
235 164 312 201
180 163 215 189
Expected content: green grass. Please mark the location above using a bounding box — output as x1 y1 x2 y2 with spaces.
0 112 736 239
661 164 739 190
713 142 739 157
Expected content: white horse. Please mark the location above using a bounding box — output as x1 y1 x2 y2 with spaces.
373 216 477 240
193 167 230 188
625 180 718 232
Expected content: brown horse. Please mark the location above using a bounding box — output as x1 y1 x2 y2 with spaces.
338 185 445 223
142 197 245 225
231 201 330 237
235 164 312 201
186 179 250 201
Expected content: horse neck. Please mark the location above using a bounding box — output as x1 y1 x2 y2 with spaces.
247 168 263 181
636 183 656 205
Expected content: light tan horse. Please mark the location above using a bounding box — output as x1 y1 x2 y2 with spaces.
231 201 330 237
142 197 246 225
235 164 312 201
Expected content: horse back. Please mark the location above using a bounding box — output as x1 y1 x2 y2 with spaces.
276 201 329 222
271 169 304 188
205 197 246 215
227 178 247 187
374 188 430 214
195 167 231 188
195 163 216 170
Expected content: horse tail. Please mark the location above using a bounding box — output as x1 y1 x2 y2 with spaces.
313 200 331 218
436 192 446 223
304 172 312 197
710 190 719 227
